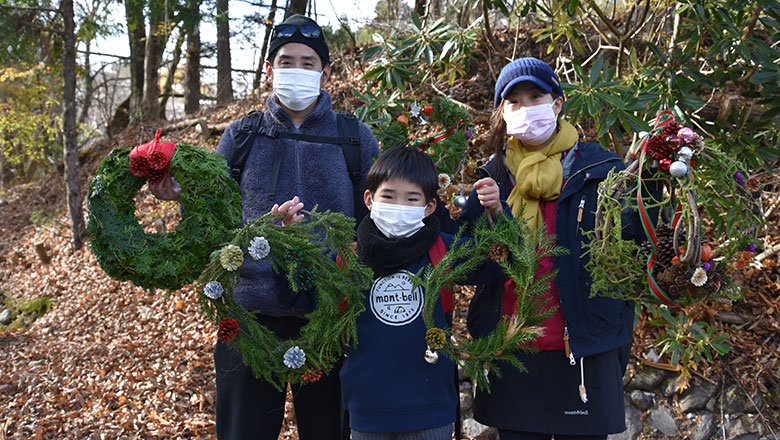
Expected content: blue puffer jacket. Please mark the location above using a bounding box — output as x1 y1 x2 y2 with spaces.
461 141 647 359
216 90 380 317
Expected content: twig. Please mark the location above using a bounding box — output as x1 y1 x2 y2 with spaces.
721 360 780 440
756 243 780 263
429 83 489 116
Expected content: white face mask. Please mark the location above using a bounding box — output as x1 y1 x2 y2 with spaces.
503 102 558 146
370 200 427 238
272 68 322 111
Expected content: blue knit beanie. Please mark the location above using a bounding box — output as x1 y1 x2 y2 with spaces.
494 57 563 108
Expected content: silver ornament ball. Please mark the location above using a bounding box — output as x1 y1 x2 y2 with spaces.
669 161 688 178
424 348 439 364
453 194 468 209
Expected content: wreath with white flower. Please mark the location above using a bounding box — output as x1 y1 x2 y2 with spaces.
87 131 243 290
586 111 764 307
197 208 373 390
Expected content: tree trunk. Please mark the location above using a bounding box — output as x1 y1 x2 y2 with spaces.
143 0 165 118
184 0 201 114
78 39 95 125
284 0 307 19
429 0 441 19
254 0 278 90
124 0 145 123
216 0 233 105
62 0 86 251
415 0 426 18
159 28 186 118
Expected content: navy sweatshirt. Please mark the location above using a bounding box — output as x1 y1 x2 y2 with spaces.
341 232 501 433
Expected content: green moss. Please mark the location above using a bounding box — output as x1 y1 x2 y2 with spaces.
0 295 52 331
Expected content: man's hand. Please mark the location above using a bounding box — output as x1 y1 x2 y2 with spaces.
474 177 501 216
149 174 181 201
272 196 305 226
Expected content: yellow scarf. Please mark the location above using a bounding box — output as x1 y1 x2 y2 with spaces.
505 120 579 232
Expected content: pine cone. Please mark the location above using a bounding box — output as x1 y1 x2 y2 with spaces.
646 134 675 161
218 318 239 342
129 155 150 177
654 224 677 269
488 244 510 263
661 120 683 138
147 168 165 184
292 266 316 291
425 328 447 351
148 151 169 171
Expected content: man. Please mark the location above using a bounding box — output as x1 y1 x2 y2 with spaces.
152 14 379 440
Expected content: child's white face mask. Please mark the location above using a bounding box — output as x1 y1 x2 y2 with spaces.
272 68 322 111
503 102 557 146
370 200 426 238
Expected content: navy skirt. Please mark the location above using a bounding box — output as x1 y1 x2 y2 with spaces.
473 348 626 436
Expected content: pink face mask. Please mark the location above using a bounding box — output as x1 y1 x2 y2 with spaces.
503 103 557 146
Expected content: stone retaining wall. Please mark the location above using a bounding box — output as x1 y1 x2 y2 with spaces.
457 364 780 439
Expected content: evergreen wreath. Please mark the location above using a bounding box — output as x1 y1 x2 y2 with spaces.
585 111 764 307
417 213 567 391
87 140 242 290
197 208 373 390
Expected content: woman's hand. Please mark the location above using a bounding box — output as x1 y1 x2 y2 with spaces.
272 196 305 226
148 174 181 201
474 177 501 216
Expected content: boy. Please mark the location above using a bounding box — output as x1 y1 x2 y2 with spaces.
276 146 503 439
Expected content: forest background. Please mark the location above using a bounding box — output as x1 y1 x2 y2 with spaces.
0 0 779 438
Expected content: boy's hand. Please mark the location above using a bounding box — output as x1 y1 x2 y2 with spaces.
474 177 501 216
272 196 305 226
149 174 181 201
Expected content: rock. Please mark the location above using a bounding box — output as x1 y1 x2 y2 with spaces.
627 367 668 391
679 383 717 412
647 406 678 435
628 389 655 410
723 384 764 413
660 376 684 397
691 411 716 440
608 395 643 440
461 410 497 438
0 309 11 325
765 383 780 409
459 381 474 412
724 413 764 439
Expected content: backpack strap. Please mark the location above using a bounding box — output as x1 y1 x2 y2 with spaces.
336 113 366 224
229 111 267 184
427 236 453 316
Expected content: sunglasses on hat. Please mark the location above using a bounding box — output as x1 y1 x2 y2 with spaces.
272 23 322 39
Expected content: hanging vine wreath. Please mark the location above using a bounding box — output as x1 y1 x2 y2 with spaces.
197 208 373 390
585 111 764 307
416 213 567 391
87 130 243 290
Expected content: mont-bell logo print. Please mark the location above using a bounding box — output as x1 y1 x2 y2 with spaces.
369 271 424 326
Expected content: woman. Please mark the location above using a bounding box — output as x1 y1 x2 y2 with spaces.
459 57 639 440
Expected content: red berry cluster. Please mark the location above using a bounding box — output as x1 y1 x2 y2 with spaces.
300 368 323 383
218 318 239 342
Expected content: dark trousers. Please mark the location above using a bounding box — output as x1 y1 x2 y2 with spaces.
498 430 607 440
215 314 344 440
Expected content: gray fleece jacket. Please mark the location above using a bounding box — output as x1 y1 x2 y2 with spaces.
217 90 380 317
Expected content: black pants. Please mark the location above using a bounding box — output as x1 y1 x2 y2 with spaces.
215 314 344 440
498 430 606 440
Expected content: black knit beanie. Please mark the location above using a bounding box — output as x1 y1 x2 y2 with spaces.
267 14 330 67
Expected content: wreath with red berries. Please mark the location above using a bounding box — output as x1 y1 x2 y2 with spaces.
197 208 373 391
587 111 764 307
87 130 243 290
